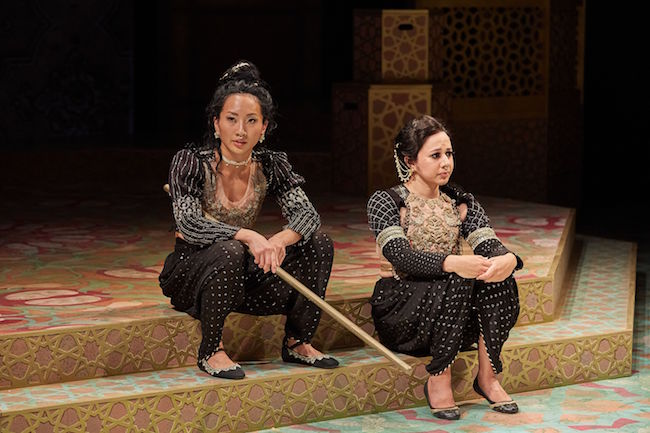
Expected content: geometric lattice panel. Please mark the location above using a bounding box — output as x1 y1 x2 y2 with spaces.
0 1 132 142
353 9 444 83
516 213 574 326
221 298 376 361
0 317 200 391
432 5 546 98
0 221 636 432
381 10 429 81
353 10 382 82
332 83 450 194
448 331 632 402
0 328 633 433
0 299 374 390
516 278 555 325
368 85 431 193
0 352 429 433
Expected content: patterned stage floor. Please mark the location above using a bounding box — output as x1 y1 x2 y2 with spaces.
0 193 570 334
0 191 644 433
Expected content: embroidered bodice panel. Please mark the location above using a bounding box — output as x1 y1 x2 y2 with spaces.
202 161 268 229
374 190 461 279
402 192 461 255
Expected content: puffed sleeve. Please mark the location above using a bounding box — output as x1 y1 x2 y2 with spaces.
169 148 241 246
367 190 449 278
442 184 523 270
257 148 306 195
257 149 320 242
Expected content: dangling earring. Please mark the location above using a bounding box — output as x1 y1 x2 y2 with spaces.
259 133 265 143
214 131 220 140
393 143 412 182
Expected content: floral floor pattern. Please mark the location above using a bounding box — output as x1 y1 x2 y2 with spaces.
0 194 571 334
0 191 645 432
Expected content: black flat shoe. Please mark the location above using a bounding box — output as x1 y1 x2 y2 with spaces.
198 358 245 380
281 340 339 369
472 377 518 414
423 379 460 420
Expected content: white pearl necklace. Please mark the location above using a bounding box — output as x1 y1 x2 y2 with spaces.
221 154 252 167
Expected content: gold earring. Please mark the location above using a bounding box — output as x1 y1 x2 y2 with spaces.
214 131 220 139
259 133 265 143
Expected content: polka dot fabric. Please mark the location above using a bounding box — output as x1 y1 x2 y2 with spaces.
367 185 521 375
159 232 334 365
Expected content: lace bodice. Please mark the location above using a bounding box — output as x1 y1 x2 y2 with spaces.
202 162 268 229
402 192 461 255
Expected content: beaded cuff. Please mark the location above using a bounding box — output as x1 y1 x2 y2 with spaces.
466 227 498 250
376 225 407 250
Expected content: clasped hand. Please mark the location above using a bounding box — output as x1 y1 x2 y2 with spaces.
236 229 287 274
444 253 517 282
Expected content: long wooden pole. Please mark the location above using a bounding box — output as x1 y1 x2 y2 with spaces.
275 267 412 372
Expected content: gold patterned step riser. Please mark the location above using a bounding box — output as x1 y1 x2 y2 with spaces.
452 331 632 401
0 318 201 391
0 282 564 390
0 313 360 391
508 222 576 325
232 274 567 358
0 331 632 433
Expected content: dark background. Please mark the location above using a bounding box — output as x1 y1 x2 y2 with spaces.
0 0 644 242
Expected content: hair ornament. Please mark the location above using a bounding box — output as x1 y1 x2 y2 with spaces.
219 61 252 81
232 61 250 71
393 142 413 183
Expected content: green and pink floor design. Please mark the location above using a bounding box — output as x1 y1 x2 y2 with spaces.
0 192 645 432
0 195 569 334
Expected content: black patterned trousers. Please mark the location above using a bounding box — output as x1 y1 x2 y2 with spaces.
159 232 334 362
371 274 520 375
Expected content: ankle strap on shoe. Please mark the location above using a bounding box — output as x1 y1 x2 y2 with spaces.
284 337 310 350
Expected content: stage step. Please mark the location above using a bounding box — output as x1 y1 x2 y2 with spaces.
0 198 576 390
0 236 635 433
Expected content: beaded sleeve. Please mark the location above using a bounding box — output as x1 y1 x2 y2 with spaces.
276 186 321 242
367 190 448 278
169 149 240 246
256 148 306 194
442 184 523 270
256 148 321 242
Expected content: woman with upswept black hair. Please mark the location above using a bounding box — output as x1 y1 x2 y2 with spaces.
159 60 338 379
367 115 522 419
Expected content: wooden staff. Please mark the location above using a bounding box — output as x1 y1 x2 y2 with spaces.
275 267 412 372
163 184 411 372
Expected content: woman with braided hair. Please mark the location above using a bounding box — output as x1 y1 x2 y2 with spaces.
159 60 338 380
367 115 522 419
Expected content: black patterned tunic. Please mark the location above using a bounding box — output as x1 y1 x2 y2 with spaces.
159 144 334 366
367 184 522 375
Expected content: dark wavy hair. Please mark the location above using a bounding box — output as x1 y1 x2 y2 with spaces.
202 60 277 149
394 115 450 167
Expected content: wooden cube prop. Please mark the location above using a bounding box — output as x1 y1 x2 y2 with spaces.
353 9 442 82
368 85 432 193
382 10 429 81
